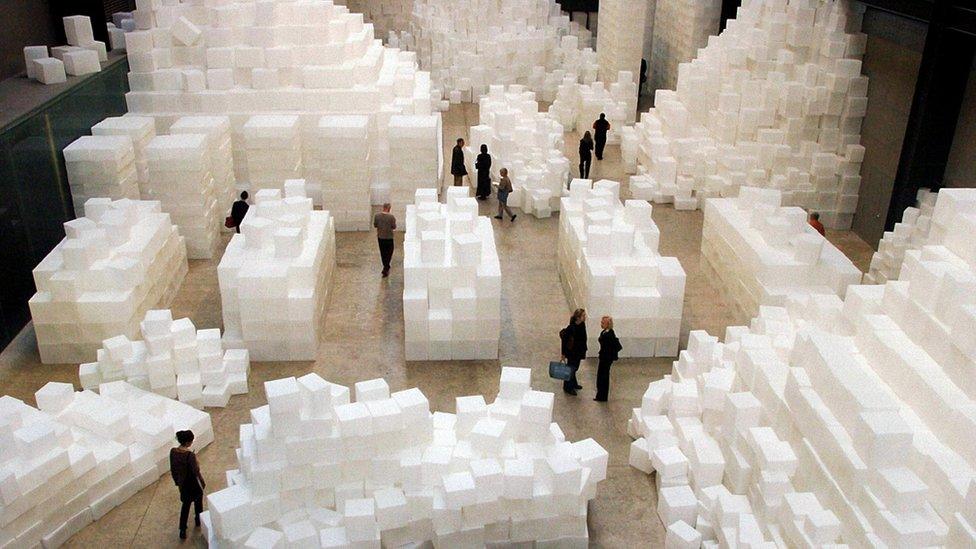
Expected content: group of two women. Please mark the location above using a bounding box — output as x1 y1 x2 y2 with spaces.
560 308 621 401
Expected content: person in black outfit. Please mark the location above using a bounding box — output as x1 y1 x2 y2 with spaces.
170 430 206 540
639 58 648 96
560 308 588 395
592 113 611 161
451 138 468 187
230 191 250 233
579 131 594 179
475 144 492 200
595 315 622 402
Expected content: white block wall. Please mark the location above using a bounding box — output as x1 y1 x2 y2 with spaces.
549 71 638 141
169 116 237 218
865 188 937 285
558 180 686 357
649 0 721 91
218 182 336 361
62 136 141 217
304 115 371 231
595 0 648 83
28 198 188 364
201 369 608 547
386 114 442 224
90 115 156 194
403 187 501 361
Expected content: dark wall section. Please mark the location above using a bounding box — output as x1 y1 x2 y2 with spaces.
944 63 976 188
0 0 58 80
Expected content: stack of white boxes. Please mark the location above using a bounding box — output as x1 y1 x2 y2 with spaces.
700 187 862 322
169 116 237 217
865 188 937 284
407 0 598 103
78 309 250 408
338 0 412 41
595 0 648 82
144 133 221 259
304 115 372 230
200 369 608 547
29 198 188 364
649 0 722 91
90 115 157 192
218 181 336 361
469 85 569 218
62 136 141 217
24 16 108 84
240 115 303 194
625 0 869 229
548 71 638 141
557 180 686 357
386 115 443 224
107 12 136 51
0 381 211 548
402 187 501 360
24 45 66 84
629 190 976 546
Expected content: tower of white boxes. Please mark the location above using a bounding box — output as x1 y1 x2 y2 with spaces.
628 190 976 548
240 115 303 194
304 115 372 230
865 188 937 284
558 180 686 357
700 187 863 322
169 116 237 216
386 114 443 224
218 182 336 361
63 136 141 217
201 369 608 547
469 85 569 218
595 0 648 82
403 188 501 360
548 71 638 141
29 198 188 364
624 0 869 229
649 0 722 91
90 115 156 192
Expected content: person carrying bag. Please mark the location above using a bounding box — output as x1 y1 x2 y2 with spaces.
558 309 588 396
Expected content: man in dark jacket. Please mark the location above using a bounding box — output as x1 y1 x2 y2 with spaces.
560 308 588 395
592 114 611 161
451 138 467 186
230 191 249 233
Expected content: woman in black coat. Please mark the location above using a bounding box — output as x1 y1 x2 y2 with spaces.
579 131 593 179
475 144 492 200
595 315 622 402
170 430 206 539
560 308 588 395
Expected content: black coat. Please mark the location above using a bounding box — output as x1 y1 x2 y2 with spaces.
475 153 492 193
598 329 622 362
579 139 593 160
561 321 588 360
230 200 249 227
593 118 610 140
451 145 467 176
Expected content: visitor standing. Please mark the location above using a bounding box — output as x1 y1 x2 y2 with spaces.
495 167 516 222
475 144 492 200
170 430 205 540
230 191 249 234
594 316 622 402
579 131 594 179
559 308 588 396
373 203 397 278
808 211 826 236
451 138 468 187
592 114 611 161
639 59 648 96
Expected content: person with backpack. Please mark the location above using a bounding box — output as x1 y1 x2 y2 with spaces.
594 315 622 402
560 308 588 395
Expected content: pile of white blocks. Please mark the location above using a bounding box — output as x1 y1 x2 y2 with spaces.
407 0 597 103
700 187 862 322
218 181 336 361
90 115 157 192
24 16 108 85
29 198 188 364
865 188 937 285
548 71 638 141
557 179 686 357
595 0 648 83
624 0 869 229
200 368 608 547
648 0 722 91
402 187 501 360
170 116 238 218
337 0 412 41
386 114 443 224
240 115 303 196
62 136 141 217
0 381 211 548
78 309 250 409
469 85 569 218
304 115 372 231
107 12 136 52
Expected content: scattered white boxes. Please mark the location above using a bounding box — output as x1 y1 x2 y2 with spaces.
649 0 722 91
865 188 937 285
218 181 336 361
202 369 607 547
402 187 500 360
548 71 639 142
700 187 862 321
558 180 686 357
29 198 188 364
304 115 371 230
596 0 648 82
0 381 211 547
625 0 869 229
62 135 141 217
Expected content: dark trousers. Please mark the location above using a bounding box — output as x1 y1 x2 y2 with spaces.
595 137 607 160
378 238 394 271
579 158 591 179
595 358 612 401
563 357 581 392
179 496 202 532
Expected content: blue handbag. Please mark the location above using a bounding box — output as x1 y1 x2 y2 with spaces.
549 361 573 381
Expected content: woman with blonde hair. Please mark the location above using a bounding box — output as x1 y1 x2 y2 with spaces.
595 315 622 401
559 308 588 395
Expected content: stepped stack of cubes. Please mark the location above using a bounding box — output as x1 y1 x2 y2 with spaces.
623 0 869 229
402 188 501 361
200 369 608 547
62 136 141 217
548 71 638 142
700 187 862 322
218 182 336 361
469 85 569 218
304 115 372 230
169 116 238 217
29 198 188 364
0 381 211 548
386 114 443 224
78 309 250 408
627 189 976 547
649 0 722 91
338 0 412 41
90 115 157 192
407 0 597 103
865 188 937 285
595 0 648 82
557 179 686 357
240 115 303 195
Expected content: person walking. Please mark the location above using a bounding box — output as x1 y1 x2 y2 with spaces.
373 203 397 278
559 308 588 396
494 167 516 222
594 316 622 402
170 430 205 540
451 138 468 187
230 191 249 233
475 144 492 200
579 131 594 179
592 113 611 161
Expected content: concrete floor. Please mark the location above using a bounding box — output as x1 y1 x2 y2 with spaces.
0 102 876 547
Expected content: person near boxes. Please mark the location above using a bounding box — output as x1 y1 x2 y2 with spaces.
374 203 397 277
592 114 611 160
230 191 250 234
451 138 468 187
560 308 588 395
579 131 594 179
808 211 826 236
495 167 516 222
475 144 493 200
595 316 622 402
170 430 206 540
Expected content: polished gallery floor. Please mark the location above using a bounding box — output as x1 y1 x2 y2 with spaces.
0 102 875 547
